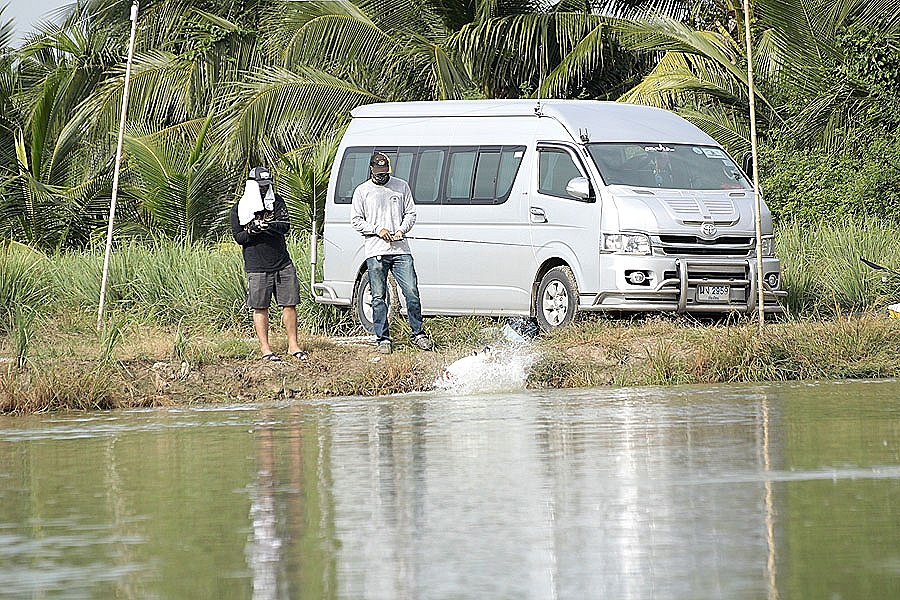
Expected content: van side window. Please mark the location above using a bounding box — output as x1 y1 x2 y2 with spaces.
336 144 526 205
335 147 374 204
473 151 500 202
413 148 445 204
446 149 477 203
496 147 525 200
538 148 584 199
448 145 525 205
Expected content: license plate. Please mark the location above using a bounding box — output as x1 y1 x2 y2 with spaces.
697 284 730 302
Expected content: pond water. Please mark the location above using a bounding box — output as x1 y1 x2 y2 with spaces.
1 379 899 599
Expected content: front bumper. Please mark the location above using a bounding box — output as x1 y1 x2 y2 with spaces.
582 257 786 314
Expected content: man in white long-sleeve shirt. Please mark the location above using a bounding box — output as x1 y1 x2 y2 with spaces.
350 152 433 354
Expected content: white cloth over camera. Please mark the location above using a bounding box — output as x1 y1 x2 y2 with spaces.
237 179 275 225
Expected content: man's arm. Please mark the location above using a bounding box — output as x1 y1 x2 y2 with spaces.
350 185 378 236
231 204 251 246
266 195 290 236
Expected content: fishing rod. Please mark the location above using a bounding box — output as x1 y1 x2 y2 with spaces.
860 257 900 278
364 233 534 249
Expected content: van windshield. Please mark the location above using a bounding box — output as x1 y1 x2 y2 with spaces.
588 143 751 190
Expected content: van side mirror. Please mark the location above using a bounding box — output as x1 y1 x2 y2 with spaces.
565 177 592 201
741 150 753 176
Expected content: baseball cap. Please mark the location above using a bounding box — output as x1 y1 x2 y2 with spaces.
249 166 272 183
370 152 391 175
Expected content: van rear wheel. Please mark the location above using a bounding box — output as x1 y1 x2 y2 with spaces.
535 266 578 332
352 272 375 333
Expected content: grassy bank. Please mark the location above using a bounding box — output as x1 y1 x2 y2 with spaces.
532 315 900 388
1 314 898 414
1 219 900 413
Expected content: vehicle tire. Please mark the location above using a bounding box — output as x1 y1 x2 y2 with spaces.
352 272 375 333
535 266 578 332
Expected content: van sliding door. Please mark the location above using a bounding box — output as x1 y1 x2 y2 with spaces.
436 145 532 314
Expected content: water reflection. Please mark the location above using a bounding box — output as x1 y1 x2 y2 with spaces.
0 380 899 599
247 416 281 599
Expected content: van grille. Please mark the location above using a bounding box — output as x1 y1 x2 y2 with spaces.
656 235 753 257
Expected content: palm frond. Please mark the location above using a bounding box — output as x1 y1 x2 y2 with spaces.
589 0 692 19
221 65 378 168
539 20 605 97
677 105 751 155
71 50 194 144
620 52 745 108
610 14 781 114
0 6 14 49
123 128 232 242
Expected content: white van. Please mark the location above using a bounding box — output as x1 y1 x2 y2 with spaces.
312 100 785 331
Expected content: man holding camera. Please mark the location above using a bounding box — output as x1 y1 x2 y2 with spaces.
230 166 306 361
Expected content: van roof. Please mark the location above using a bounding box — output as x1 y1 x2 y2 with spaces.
350 100 718 145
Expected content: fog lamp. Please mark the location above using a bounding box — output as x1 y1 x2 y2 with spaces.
765 273 779 289
627 271 647 285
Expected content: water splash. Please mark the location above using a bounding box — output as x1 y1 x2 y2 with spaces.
434 344 539 395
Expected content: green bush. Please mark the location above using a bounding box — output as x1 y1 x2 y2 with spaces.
760 129 900 224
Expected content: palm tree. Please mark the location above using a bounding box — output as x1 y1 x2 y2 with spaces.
0 16 121 249
221 0 670 163
1 1 264 248
123 114 233 242
611 0 900 151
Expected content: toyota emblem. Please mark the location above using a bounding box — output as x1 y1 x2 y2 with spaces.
700 222 717 238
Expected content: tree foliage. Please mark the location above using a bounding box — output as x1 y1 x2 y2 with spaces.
1 0 899 249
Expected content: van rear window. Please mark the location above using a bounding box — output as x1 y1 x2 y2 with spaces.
334 145 525 205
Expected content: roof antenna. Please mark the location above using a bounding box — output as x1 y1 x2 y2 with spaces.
579 128 590 142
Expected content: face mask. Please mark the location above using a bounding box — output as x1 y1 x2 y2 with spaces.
372 172 390 185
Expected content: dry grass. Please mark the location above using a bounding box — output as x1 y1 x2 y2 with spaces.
2 309 900 414
530 313 900 388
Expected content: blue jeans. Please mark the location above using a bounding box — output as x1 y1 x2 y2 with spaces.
366 254 424 341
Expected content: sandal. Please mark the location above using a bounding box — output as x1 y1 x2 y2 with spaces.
290 351 308 360
261 353 281 362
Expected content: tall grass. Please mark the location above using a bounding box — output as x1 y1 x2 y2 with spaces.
776 217 900 316
0 246 44 366
3 219 898 339
41 235 356 333
0 363 125 413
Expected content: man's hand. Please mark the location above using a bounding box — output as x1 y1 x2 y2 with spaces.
391 230 404 241
378 228 392 241
247 219 269 234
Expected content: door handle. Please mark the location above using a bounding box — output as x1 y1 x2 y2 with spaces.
530 206 548 223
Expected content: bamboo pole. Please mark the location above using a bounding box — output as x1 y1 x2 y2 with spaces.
742 0 766 332
97 1 140 332
310 174 318 297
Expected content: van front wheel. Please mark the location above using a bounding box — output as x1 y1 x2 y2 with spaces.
535 266 578 332
352 272 375 334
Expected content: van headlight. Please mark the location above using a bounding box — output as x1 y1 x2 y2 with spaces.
602 233 651 255
760 235 775 257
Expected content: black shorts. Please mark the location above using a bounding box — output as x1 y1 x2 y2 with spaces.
246 264 300 309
